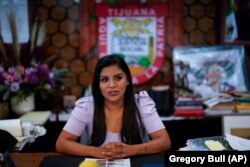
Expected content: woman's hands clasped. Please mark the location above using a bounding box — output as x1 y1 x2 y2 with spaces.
101 142 130 160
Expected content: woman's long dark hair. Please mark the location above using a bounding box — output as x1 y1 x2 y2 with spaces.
89 54 145 146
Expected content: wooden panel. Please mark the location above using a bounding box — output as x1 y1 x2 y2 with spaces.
231 128 250 139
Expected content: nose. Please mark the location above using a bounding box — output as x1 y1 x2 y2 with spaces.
108 79 116 88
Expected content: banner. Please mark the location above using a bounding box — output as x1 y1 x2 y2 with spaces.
96 4 168 85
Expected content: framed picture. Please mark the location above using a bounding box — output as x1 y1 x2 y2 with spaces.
222 115 250 139
173 45 249 99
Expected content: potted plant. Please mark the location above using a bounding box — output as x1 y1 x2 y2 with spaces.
0 11 67 115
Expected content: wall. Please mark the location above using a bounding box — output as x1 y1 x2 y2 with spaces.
35 0 218 98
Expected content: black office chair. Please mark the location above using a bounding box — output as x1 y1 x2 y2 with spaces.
0 130 17 167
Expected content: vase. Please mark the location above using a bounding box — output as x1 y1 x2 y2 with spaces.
10 94 35 115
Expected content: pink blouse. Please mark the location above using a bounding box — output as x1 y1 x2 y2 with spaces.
63 91 165 145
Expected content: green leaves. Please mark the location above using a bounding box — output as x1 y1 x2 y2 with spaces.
139 57 150 68
108 0 116 5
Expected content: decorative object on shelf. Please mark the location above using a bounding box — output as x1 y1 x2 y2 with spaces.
0 11 68 113
63 95 77 113
10 93 35 115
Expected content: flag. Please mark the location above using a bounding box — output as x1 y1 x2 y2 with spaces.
225 0 238 42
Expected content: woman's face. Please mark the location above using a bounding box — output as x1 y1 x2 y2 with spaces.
99 65 128 103
205 63 226 85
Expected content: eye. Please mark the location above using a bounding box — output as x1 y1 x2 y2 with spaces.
115 75 123 81
100 77 108 83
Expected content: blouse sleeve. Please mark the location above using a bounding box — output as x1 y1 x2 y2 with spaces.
63 96 94 136
136 91 165 134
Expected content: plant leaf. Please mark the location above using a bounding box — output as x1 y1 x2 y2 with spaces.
30 18 38 52
8 11 20 65
3 89 11 101
36 21 47 46
0 37 8 63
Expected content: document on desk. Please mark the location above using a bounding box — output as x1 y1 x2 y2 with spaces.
226 133 250 151
0 119 22 136
85 158 130 167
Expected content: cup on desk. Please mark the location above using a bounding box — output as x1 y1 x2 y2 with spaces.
63 95 77 113
21 121 38 143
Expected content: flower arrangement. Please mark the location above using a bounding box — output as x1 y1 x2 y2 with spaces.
0 62 67 101
0 11 67 102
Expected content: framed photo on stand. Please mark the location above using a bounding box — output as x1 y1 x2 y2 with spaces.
173 45 249 100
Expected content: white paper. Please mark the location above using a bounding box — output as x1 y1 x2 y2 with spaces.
0 119 22 136
226 134 250 151
84 158 131 167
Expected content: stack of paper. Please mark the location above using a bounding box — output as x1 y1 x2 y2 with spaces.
83 158 131 167
179 134 250 151
226 134 250 151
0 119 22 137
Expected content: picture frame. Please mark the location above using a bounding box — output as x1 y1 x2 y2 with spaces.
222 115 250 139
172 45 249 99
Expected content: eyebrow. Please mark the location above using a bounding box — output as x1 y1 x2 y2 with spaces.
100 73 124 78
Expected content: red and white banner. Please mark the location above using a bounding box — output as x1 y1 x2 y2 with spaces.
96 4 168 85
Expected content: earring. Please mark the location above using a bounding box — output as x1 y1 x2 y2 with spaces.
127 82 129 85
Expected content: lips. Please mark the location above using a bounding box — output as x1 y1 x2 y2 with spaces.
108 91 118 96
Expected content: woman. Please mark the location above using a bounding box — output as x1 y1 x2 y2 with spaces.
56 54 171 159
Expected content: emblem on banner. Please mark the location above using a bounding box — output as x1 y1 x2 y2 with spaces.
96 4 168 84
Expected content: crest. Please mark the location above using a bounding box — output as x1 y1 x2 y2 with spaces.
96 4 168 85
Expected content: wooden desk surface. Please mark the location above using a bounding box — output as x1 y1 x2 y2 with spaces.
10 152 164 167
10 152 60 167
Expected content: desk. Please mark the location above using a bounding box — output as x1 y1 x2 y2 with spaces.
10 152 164 167
19 115 222 152
10 153 60 167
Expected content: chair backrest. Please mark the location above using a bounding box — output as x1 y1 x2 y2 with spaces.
0 151 16 167
0 130 18 153
80 130 89 144
148 85 174 116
